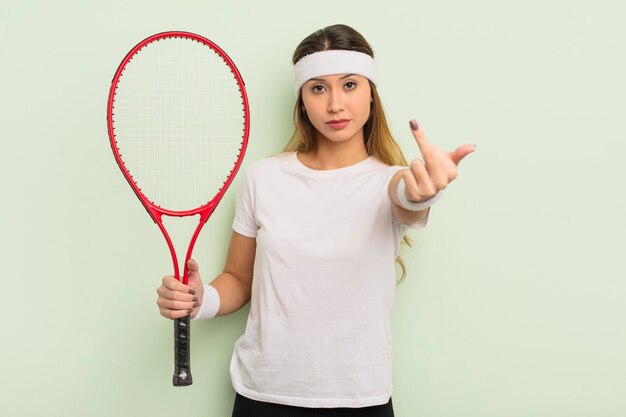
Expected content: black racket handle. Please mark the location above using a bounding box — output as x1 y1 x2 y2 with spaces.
173 316 193 386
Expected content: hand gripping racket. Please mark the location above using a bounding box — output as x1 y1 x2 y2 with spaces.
106 31 249 386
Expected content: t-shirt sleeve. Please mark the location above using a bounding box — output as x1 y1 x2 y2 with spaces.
232 165 258 238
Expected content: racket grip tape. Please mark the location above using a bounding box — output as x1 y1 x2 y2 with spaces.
173 316 193 386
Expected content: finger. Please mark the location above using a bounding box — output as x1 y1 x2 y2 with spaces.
157 285 197 303
405 162 436 201
187 259 201 283
419 148 449 190
186 259 205 292
159 307 194 320
162 275 196 295
410 161 438 198
157 296 197 311
448 144 477 166
409 120 450 183
409 119 434 159
402 168 423 202
187 258 199 273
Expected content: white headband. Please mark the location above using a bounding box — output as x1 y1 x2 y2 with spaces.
293 50 377 95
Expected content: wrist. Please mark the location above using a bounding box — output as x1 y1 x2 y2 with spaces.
191 284 220 321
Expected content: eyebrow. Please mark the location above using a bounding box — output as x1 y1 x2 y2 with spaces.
308 73 356 82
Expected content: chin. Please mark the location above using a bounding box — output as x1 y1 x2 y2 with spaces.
326 134 355 143
326 129 359 140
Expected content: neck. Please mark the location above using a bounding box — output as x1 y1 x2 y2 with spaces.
300 133 369 170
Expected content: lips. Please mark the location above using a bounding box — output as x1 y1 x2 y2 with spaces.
326 119 349 130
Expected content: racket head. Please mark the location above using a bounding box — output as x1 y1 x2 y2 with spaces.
107 31 250 218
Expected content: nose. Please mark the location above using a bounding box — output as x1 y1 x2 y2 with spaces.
326 88 344 114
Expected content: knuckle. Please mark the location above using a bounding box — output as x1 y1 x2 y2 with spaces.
407 190 422 201
174 291 191 302
172 300 190 310
410 159 423 169
157 288 169 300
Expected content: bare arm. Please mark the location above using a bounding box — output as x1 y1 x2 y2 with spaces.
208 230 256 316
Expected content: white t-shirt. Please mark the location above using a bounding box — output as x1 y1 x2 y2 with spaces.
229 151 429 408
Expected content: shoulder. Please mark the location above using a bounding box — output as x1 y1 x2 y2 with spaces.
243 152 294 177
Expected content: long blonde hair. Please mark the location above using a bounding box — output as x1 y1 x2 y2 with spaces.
281 24 414 284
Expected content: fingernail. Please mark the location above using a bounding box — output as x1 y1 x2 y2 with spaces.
193 297 198 302
193 302 200 308
187 309 193 315
189 289 196 295
409 120 419 131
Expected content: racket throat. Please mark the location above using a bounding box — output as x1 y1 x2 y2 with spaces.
159 214 206 285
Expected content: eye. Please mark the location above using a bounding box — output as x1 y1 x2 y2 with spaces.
345 81 357 90
311 83 326 93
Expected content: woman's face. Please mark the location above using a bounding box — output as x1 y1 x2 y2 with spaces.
301 73 372 146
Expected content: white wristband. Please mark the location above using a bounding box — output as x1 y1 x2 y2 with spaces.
192 284 220 321
396 177 444 211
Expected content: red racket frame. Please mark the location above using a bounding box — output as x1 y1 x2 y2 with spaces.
106 31 250 386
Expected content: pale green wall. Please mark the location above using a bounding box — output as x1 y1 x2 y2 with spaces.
1 0 624 416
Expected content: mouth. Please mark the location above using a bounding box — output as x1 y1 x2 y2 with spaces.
326 119 349 130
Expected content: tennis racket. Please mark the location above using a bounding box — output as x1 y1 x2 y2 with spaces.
106 31 250 386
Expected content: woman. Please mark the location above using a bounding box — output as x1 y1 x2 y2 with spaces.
156 24 475 417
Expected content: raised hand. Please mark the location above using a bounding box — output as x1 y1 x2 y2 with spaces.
401 119 476 203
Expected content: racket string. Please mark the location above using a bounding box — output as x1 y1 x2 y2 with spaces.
112 36 246 211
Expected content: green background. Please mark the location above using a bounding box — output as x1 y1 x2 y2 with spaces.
1 0 624 416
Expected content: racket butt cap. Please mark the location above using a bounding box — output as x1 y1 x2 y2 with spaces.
173 371 193 386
